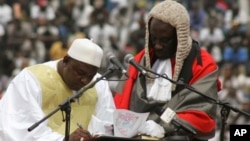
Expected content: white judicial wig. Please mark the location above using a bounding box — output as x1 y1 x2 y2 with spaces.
67 38 103 67
144 0 192 90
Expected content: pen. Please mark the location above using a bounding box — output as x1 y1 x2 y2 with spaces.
77 122 83 129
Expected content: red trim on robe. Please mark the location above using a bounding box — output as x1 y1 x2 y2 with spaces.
177 110 216 133
189 49 217 85
174 49 217 132
114 50 145 109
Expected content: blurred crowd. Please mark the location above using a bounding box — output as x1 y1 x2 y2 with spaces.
0 0 250 140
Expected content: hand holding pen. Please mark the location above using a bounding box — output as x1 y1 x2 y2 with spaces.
76 122 99 141
65 122 92 141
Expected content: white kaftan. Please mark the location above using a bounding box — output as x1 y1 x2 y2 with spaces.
0 60 115 141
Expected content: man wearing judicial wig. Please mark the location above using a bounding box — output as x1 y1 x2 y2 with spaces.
0 38 115 141
114 0 220 140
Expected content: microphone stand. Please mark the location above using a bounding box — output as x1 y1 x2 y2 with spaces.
28 68 115 141
142 67 250 141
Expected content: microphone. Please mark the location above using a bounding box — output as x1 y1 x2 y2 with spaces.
107 52 127 75
155 107 197 135
124 54 147 75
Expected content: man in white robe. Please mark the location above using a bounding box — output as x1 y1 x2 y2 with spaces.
0 38 115 141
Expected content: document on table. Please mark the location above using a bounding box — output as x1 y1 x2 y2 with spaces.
113 109 149 138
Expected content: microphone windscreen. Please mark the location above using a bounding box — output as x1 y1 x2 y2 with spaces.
124 54 134 64
106 52 115 60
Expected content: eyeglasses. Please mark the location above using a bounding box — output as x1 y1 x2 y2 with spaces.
150 37 175 46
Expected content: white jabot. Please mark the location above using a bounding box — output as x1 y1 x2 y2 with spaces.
147 59 172 102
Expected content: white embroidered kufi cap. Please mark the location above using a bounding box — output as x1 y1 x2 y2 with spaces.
68 38 103 67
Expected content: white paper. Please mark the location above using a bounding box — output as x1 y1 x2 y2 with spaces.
88 115 114 136
113 109 149 138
